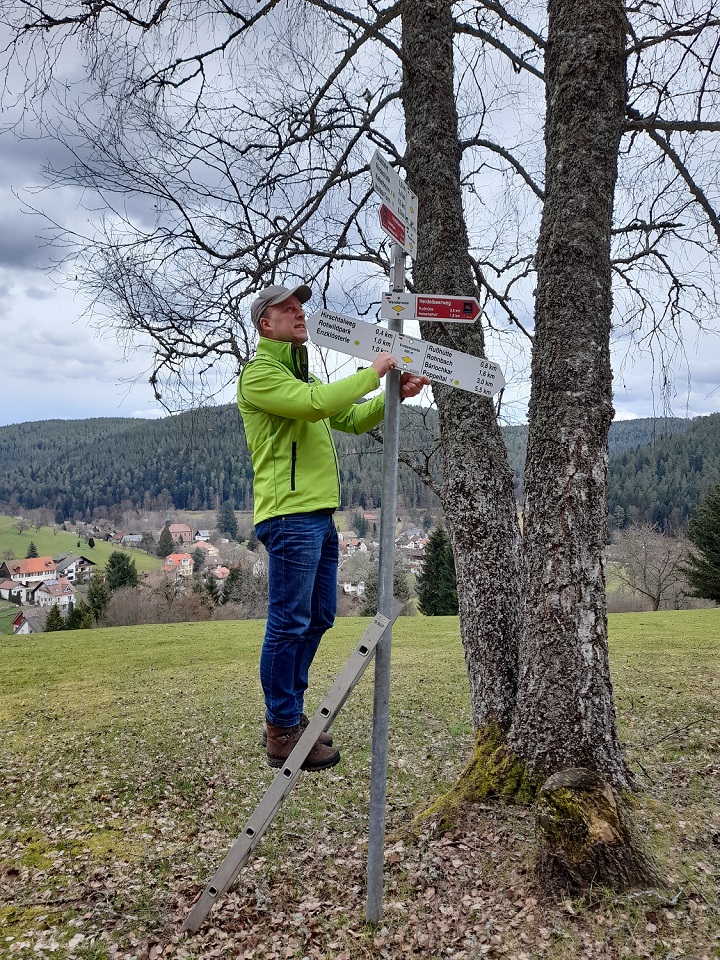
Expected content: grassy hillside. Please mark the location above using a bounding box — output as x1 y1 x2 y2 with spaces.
1 610 718 959
0 515 162 576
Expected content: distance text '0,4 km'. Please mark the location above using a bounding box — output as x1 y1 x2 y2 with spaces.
306 309 505 398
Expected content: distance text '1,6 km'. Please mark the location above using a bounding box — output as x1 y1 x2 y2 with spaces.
307 310 505 398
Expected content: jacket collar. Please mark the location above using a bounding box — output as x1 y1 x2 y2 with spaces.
257 337 309 382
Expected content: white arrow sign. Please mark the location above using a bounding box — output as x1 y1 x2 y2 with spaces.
307 309 505 397
370 151 418 258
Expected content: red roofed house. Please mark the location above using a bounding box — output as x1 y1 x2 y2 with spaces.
162 553 195 579
167 523 193 545
0 557 57 584
35 578 76 611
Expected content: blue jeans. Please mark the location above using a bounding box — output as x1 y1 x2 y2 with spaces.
255 512 339 727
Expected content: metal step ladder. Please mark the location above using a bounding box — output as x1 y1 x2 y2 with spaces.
182 606 400 933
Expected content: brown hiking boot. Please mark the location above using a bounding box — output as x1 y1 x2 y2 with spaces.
265 722 340 772
259 713 333 748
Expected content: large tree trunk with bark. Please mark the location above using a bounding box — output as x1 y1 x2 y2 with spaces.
401 0 522 732
506 1 657 888
509 0 630 788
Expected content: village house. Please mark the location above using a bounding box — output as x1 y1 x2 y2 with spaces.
53 553 96 582
162 553 195 579
193 540 220 558
194 529 211 541
35 579 76 611
0 579 30 604
166 523 193 545
342 580 366 596
337 531 369 557
12 608 47 635
0 557 57 585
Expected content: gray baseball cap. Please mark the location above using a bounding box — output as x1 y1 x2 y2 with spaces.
250 283 312 332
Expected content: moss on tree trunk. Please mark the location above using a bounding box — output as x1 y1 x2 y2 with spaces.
417 724 539 830
535 768 662 892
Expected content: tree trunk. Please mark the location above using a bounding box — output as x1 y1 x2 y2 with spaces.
401 0 522 731
509 0 631 787
535 768 660 892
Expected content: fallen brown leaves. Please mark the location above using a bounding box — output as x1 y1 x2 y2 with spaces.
2 616 719 959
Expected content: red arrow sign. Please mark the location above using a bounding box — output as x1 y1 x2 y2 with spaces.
415 295 481 322
379 204 406 246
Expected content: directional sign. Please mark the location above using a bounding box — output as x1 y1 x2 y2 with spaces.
382 293 481 323
370 151 418 258
379 205 406 247
307 309 505 397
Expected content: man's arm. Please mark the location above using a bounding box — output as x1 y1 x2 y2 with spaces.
330 371 430 434
240 360 381 422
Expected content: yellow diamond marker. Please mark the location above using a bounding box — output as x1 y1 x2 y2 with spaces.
402 356 412 363
393 305 404 314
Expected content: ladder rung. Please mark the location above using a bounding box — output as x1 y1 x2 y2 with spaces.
181 606 399 933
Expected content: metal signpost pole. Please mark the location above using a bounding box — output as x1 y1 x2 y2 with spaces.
366 242 406 922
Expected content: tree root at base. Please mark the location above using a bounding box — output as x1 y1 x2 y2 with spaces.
535 767 663 893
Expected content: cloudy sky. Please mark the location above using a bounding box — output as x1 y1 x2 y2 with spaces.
1 78 719 428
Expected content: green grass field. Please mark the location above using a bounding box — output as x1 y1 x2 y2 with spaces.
1 610 718 959
0 516 162 579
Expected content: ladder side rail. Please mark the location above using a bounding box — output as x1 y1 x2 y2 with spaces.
181 608 399 933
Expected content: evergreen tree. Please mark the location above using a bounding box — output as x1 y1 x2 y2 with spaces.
44 605 65 632
353 511 368 538
25 541 38 559
217 501 239 539
191 546 205 573
246 527 259 551
156 524 174 558
222 565 246 604
106 551 139 592
87 537 95 548
682 484 720 602
437 536 459 616
66 600 93 630
417 525 458 615
203 572 220 604
86 571 111 623
359 561 413 617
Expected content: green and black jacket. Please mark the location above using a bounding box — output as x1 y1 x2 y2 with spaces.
238 338 385 524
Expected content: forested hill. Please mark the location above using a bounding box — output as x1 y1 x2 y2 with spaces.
608 412 720 529
1 407 717 526
0 405 439 518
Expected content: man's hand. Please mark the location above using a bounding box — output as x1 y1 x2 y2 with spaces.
400 372 430 399
369 355 430 397
371 352 398 377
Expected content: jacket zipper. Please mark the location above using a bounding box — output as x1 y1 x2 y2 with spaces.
291 441 297 491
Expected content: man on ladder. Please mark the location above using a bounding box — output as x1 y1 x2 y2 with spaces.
237 283 428 772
